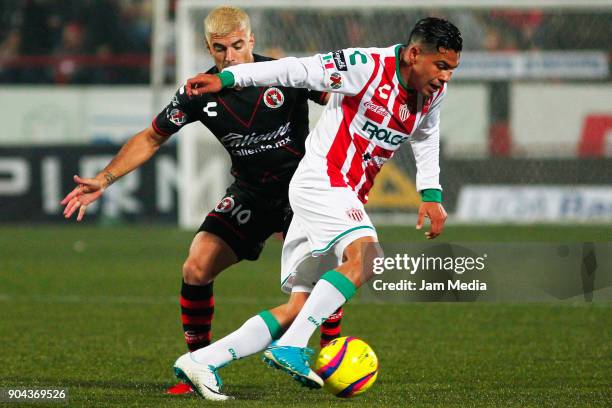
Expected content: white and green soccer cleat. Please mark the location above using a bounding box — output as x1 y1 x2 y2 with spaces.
263 343 323 389
173 352 232 401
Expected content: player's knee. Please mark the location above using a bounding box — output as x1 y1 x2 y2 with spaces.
342 248 367 276
341 241 383 285
340 259 363 285
182 258 214 285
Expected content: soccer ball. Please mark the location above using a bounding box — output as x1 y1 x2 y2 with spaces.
314 336 378 397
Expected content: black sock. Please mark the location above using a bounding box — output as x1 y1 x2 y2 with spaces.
320 307 343 347
180 280 214 352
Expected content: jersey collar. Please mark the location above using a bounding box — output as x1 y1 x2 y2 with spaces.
394 44 409 91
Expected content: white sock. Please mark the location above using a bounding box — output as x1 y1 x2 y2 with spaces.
277 272 355 348
191 314 275 368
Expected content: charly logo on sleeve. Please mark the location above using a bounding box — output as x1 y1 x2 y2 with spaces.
263 87 285 109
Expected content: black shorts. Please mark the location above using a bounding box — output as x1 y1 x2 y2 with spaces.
198 183 292 261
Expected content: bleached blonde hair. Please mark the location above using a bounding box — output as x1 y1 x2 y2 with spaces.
204 6 251 45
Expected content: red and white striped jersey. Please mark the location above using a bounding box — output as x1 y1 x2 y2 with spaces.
226 45 444 203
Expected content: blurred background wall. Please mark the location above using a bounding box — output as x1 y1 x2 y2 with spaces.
0 0 610 226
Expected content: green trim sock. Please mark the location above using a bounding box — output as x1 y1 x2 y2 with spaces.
321 270 357 301
276 270 356 348
258 310 283 340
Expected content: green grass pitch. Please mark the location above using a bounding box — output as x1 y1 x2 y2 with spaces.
1 225 610 407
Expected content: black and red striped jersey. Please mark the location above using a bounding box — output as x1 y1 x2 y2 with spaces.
153 54 326 197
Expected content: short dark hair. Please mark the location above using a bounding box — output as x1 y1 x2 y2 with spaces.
408 17 463 53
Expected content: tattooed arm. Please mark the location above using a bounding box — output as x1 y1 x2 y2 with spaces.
96 127 168 187
60 127 169 221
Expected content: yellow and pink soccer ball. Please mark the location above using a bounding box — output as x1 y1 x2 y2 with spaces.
314 336 378 397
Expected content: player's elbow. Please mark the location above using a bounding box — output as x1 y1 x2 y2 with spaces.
143 127 169 149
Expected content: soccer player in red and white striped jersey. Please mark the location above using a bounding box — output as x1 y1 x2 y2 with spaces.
174 17 462 399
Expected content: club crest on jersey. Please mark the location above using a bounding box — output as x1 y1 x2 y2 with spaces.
215 197 235 213
263 87 285 109
167 108 187 126
399 104 410 122
346 208 364 222
329 72 343 89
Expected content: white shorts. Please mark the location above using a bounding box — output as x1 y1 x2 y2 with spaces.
280 182 378 294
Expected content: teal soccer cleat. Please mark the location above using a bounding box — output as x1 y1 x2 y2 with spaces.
263 343 323 389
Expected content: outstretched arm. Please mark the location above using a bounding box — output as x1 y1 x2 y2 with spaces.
185 57 325 97
187 49 376 97
61 126 169 221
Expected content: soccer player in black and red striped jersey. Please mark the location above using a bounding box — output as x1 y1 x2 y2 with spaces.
60 6 343 394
